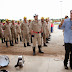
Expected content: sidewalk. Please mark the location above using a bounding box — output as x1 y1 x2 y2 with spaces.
0 55 72 72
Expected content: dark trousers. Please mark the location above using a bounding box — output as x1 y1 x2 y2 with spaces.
64 43 72 67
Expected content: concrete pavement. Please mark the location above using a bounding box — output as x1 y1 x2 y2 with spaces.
0 55 72 72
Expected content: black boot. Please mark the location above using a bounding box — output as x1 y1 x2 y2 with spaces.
44 43 47 47
38 45 44 53
70 54 72 69
6 41 8 47
27 42 31 46
46 41 49 43
1 38 4 43
17 38 18 42
33 47 35 56
12 40 14 46
31 36 32 43
64 64 68 69
48 37 50 39
48 38 50 41
46 38 49 43
70 62 72 69
10 41 14 46
64 61 68 69
15 40 18 44
4 38 5 42
20 37 22 42
24 43 26 47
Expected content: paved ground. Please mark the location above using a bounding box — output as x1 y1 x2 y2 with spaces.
0 55 72 72
0 25 72 72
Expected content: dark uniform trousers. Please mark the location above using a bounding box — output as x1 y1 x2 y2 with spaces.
64 43 72 67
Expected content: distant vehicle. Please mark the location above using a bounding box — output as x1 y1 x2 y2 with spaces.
54 22 61 25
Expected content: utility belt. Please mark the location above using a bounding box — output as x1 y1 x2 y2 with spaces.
33 31 41 34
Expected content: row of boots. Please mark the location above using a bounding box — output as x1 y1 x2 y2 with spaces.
6 37 22 47
6 40 14 47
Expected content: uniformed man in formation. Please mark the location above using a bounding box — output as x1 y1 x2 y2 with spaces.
11 20 18 45
0 20 4 43
16 21 22 42
2 19 14 47
30 14 44 55
2 22 6 43
45 18 51 43
0 14 51 55
28 19 32 43
21 17 31 47
41 17 47 47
